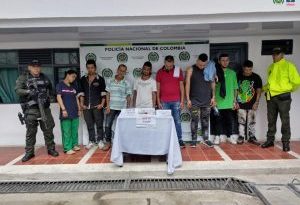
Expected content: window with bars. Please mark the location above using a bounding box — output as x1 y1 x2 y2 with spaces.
0 48 80 104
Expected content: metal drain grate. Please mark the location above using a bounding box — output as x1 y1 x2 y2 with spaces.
0 177 256 195
288 178 300 197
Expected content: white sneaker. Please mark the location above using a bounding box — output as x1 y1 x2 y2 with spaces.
220 135 227 143
214 135 220 145
66 150 76 155
98 140 105 150
230 134 239 144
198 136 204 144
73 146 81 151
209 135 215 143
85 142 95 150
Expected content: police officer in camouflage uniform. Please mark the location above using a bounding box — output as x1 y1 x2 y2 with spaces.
15 60 59 162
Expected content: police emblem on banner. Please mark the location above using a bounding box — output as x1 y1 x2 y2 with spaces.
273 0 284 4
179 51 190 62
133 68 142 78
85 53 97 62
102 68 114 78
117 52 128 63
148 52 159 62
180 112 191 122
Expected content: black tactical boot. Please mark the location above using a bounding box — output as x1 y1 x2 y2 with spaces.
282 141 290 152
22 153 35 162
261 140 274 148
48 149 59 157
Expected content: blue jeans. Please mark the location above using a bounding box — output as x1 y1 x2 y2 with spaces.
105 109 121 143
161 101 182 141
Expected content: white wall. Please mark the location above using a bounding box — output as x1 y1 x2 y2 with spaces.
0 34 299 146
1 0 299 19
0 104 87 146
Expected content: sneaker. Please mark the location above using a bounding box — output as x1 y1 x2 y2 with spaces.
220 135 227 143
66 150 76 155
198 136 204 143
214 135 220 145
102 142 111 151
85 142 95 150
237 136 244 144
209 135 215 143
179 140 186 148
230 134 238 144
248 137 260 146
73 146 81 151
203 140 214 148
98 140 105 150
190 141 197 148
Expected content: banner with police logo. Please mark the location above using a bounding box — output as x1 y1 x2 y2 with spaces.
80 41 209 141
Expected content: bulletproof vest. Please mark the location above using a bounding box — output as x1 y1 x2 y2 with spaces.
23 73 51 109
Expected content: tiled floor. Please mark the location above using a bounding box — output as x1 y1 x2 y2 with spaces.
14 145 88 165
0 141 299 166
0 147 24 165
220 143 296 160
284 141 300 155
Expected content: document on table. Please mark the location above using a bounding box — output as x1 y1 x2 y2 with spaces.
156 109 172 117
136 115 157 128
121 108 137 117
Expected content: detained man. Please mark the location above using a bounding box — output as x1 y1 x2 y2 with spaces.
210 54 239 145
236 60 262 145
104 64 132 151
156 55 185 148
185 53 216 148
80 60 106 150
133 61 157 108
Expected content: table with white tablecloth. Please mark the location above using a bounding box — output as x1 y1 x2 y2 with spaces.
110 113 182 174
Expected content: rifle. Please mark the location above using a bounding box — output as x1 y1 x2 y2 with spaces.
27 78 49 129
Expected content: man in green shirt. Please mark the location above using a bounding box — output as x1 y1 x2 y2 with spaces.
261 47 300 152
210 53 239 145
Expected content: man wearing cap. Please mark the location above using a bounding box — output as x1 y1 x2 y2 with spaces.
261 48 300 151
15 60 59 162
156 55 185 148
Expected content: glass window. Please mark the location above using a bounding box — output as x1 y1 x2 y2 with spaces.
0 51 18 66
0 67 19 103
41 66 55 88
54 52 79 65
0 49 79 104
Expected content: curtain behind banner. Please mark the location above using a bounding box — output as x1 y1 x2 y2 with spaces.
0 68 19 103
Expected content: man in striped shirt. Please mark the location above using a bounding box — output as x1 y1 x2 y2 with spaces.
103 64 132 151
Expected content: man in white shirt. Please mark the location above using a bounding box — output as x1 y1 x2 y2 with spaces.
133 61 157 108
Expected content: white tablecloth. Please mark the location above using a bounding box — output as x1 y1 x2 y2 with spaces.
110 113 182 174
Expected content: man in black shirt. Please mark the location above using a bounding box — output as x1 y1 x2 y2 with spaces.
236 60 262 145
79 60 106 150
185 54 216 148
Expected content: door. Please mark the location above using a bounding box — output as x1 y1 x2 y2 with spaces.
210 43 248 74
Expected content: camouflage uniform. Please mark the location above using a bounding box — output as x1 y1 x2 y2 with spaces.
15 72 56 155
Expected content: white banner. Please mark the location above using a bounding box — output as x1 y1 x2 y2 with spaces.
80 42 209 141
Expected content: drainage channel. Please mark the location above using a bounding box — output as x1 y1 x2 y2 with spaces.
288 178 300 198
0 177 255 196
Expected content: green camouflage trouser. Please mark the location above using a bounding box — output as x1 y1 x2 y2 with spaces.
266 95 292 142
24 108 55 154
190 106 211 142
